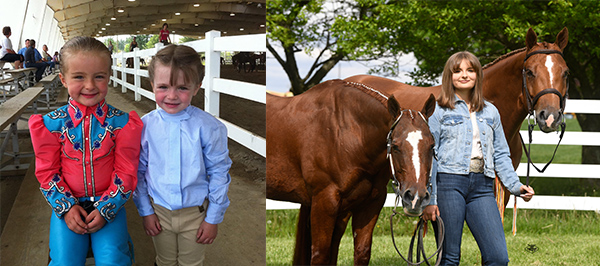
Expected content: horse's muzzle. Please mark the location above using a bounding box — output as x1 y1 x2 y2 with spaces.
401 189 431 216
536 109 563 132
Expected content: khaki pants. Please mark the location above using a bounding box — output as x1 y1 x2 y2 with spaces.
151 200 209 266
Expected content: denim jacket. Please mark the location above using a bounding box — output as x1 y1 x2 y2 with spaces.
428 96 523 205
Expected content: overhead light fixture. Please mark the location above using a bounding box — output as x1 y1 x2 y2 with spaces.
257 3 262 8
162 18 167 21
260 24 265 28
194 23 199 27
106 23 110 26
137 30 140 33
223 31 227 34
99 31 103 33
143 27 147 30
230 13 235 17
194 4 200 7
128 0 135 2
175 12 180 16
101 28 106 30
240 28 244 31
111 17 116 20
117 8 124 13
151 23 156 26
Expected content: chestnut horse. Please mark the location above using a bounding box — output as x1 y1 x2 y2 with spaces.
345 27 569 216
267 80 437 265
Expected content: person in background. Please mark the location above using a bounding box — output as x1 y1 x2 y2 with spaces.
24 39 47 82
159 23 171 45
0 26 23 69
42 44 56 71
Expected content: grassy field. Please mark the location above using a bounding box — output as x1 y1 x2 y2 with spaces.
267 118 600 265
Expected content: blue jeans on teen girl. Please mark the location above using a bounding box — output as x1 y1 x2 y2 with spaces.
436 172 509 266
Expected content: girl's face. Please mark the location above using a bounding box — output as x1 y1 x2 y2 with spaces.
152 62 200 114
452 59 477 92
60 52 110 107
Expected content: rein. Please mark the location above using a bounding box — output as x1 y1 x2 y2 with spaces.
520 49 568 185
514 49 568 235
390 213 444 266
386 110 444 266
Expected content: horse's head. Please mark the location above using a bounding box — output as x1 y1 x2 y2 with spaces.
386 94 436 216
523 27 569 132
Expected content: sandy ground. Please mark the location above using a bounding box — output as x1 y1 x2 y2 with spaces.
0 66 266 265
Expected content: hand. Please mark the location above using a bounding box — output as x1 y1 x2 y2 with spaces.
196 221 218 244
520 185 535 202
142 214 162 236
422 205 440 221
85 209 107 233
64 205 88 234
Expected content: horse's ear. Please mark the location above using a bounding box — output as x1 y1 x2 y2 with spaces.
526 28 538 51
421 94 436 119
388 95 401 118
555 27 569 51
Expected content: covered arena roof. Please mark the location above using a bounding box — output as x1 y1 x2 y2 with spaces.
47 0 266 39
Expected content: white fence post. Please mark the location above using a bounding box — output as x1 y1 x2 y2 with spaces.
133 47 141 101
204 30 221 117
120 50 126 93
112 55 117 87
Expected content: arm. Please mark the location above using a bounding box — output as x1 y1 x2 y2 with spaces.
423 105 441 221
28 115 78 218
491 108 525 196
94 112 143 222
202 120 232 225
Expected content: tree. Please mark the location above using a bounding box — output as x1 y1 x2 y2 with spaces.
269 0 600 164
268 0 385 95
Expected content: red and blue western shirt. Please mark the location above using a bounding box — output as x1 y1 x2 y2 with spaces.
29 99 142 222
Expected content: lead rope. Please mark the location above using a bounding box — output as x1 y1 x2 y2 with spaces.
390 207 444 266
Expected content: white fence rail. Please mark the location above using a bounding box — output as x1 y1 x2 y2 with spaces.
267 99 600 211
110 31 266 157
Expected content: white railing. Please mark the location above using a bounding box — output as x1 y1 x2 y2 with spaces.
267 99 600 211
110 31 266 157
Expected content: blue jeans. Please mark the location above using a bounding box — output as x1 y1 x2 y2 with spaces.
436 172 509 266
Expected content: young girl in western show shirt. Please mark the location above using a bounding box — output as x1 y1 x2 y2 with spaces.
29 36 142 265
132 44 232 266
423 51 535 266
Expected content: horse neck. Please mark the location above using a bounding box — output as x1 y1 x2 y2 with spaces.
482 51 529 136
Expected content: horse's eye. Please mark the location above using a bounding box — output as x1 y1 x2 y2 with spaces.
526 69 535 78
563 70 570 78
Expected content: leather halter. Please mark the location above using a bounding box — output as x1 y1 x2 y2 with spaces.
521 49 568 116
386 109 429 196
520 49 568 184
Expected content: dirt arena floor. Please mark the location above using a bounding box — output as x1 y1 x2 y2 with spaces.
0 64 266 265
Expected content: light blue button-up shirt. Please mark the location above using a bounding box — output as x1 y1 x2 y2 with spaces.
133 106 232 224
428 96 523 205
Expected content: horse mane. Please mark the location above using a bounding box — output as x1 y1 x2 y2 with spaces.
482 47 526 70
344 81 389 108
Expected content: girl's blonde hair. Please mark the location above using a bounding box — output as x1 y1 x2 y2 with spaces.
59 36 111 74
148 44 204 87
438 51 485 112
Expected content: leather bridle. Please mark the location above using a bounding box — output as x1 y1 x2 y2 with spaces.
520 49 569 184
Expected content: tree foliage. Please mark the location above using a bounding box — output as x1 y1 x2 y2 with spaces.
268 0 600 163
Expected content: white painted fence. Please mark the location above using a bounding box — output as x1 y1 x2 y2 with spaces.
267 99 600 211
110 31 266 157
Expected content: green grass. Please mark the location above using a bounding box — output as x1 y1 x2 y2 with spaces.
267 208 600 265
267 117 600 265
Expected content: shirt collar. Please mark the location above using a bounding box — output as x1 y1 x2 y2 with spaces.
68 98 108 127
157 105 192 122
